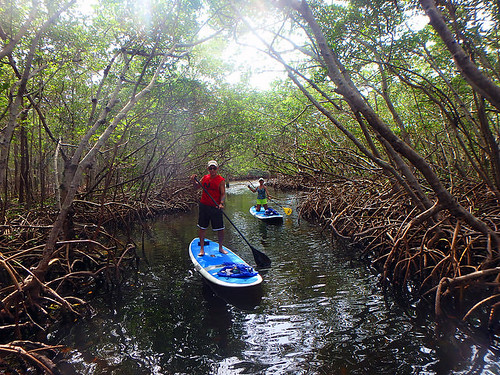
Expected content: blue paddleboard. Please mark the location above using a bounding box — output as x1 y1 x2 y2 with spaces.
249 205 284 223
189 238 263 288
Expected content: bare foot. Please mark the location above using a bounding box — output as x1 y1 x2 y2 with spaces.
219 248 228 254
198 249 205 256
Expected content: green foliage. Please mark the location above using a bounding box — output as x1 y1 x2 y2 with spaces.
2 0 500 207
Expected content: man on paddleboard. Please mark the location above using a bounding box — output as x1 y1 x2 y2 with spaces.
191 160 228 256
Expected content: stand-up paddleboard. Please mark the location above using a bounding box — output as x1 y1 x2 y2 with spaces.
250 205 284 223
189 238 263 288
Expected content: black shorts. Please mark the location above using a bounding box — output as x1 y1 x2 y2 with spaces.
198 203 224 231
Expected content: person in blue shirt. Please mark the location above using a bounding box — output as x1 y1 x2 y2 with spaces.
247 178 272 212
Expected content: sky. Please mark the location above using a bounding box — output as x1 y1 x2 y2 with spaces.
223 39 288 91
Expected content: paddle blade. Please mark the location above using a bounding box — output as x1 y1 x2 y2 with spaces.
251 246 271 268
284 207 292 215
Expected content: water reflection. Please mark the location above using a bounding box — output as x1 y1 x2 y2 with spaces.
53 181 500 374
203 281 263 311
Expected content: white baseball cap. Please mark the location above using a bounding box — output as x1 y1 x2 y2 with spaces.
208 160 218 168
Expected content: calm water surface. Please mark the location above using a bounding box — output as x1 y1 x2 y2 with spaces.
55 182 500 374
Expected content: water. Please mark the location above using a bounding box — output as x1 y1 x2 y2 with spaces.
54 182 500 374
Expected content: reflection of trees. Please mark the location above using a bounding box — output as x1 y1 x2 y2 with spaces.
202 282 233 353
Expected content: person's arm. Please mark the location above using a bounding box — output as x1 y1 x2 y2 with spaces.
247 185 256 193
218 180 226 209
265 186 272 199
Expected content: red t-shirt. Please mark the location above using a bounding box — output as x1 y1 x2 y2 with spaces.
200 174 225 206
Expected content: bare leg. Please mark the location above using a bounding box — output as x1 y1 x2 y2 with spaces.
264 204 269 210
217 230 227 254
256 204 261 211
198 228 206 256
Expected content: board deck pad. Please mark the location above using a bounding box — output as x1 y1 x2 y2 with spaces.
189 238 262 287
249 205 284 222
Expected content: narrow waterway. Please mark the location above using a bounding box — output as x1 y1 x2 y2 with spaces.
54 182 499 374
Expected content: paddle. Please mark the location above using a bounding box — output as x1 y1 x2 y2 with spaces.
268 197 292 216
248 181 292 215
194 177 271 268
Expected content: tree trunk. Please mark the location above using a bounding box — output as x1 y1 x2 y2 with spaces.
418 0 500 112
283 0 499 247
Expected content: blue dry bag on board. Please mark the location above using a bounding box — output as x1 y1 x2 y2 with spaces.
217 263 258 278
265 208 279 216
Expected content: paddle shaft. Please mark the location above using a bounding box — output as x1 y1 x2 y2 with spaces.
268 197 292 215
194 177 271 267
